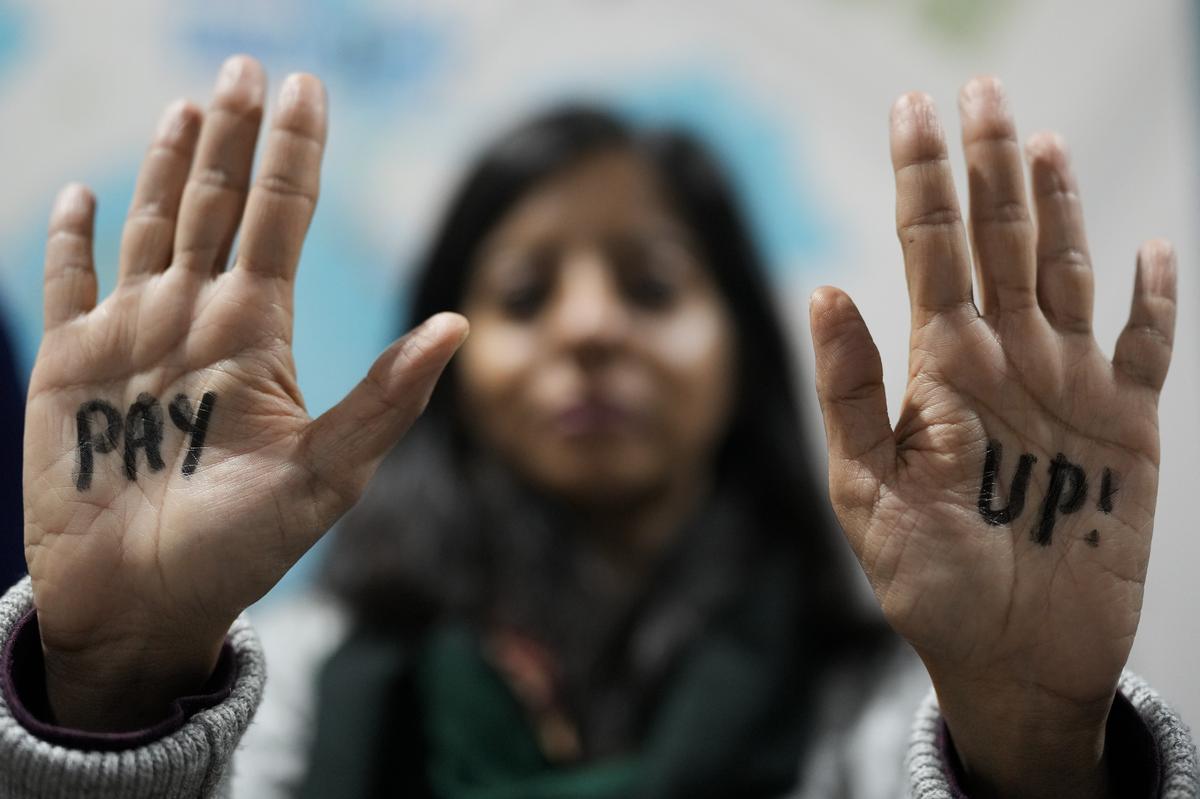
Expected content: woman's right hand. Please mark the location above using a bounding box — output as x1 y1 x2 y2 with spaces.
22 55 468 731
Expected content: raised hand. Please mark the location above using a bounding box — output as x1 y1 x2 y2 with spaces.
23 56 467 730
809 77 1175 798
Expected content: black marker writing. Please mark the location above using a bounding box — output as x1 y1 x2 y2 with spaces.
977 440 1037 526
169 391 217 477
75 400 122 491
123 393 165 480
1033 453 1088 546
1098 468 1117 513
74 391 219 491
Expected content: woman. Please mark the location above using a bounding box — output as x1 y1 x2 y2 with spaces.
1 55 1194 798
298 103 888 797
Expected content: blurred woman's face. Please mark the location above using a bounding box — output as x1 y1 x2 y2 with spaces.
457 149 736 509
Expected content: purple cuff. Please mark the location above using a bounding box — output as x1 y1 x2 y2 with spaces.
0 608 237 751
939 690 1163 798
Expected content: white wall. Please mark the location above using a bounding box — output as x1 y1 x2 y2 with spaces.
0 0 1195 720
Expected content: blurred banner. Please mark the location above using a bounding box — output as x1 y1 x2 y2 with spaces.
0 0 1196 719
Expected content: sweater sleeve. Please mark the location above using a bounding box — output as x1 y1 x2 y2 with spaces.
0 577 266 799
906 672 1199 798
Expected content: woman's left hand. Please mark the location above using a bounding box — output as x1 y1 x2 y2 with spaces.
809 76 1176 799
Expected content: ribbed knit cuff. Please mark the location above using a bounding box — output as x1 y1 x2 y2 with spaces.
2 607 238 750
0 577 266 799
906 672 1199 798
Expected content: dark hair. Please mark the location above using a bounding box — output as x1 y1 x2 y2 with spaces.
324 107 883 749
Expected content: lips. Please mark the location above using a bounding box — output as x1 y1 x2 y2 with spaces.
553 397 636 437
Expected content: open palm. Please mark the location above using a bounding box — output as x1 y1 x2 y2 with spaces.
23 56 466 728
810 79 1175 793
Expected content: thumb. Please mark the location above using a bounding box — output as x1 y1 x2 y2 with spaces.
809 287 895 533
301 311 469 517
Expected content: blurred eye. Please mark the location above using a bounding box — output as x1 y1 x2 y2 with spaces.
478 244 556 320
500 280 550 319
613 238 694 311
622 272 677 310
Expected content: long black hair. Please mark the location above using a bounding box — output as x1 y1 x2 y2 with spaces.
323 106 884 753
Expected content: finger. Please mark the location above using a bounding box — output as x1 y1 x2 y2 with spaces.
118 99 202 283
810 287 895 535
890 92 973 323
173 55 265 275
301 313 469 528
959 76 1036 316
1113 240 1177 392
1027 131 1093 333
43 184 98 329
234 73 327 284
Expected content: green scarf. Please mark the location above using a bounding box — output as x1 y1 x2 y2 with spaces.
300 556 808 799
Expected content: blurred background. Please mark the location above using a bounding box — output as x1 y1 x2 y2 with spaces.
0 0 1195 721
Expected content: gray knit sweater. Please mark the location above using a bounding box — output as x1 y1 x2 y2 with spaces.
0 577 1193 798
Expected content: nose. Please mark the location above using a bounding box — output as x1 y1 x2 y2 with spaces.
547 247 629 364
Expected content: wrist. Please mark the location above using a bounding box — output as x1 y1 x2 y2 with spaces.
933 675 1115 799
41 631 226 732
